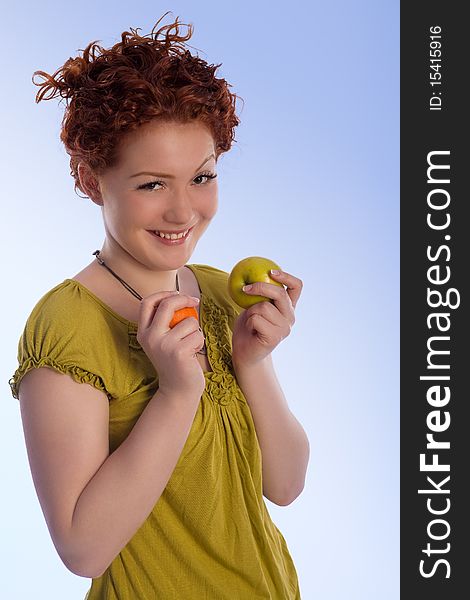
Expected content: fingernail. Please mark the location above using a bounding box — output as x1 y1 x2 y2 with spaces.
243 284 252 291
270 269 280 275
191 296 200 302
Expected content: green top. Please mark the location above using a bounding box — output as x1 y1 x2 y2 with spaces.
9 264 300 600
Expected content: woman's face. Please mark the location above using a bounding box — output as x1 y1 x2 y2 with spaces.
92 119 218 271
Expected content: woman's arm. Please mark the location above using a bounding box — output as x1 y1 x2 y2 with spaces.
19 366 201 579
232 353 310 506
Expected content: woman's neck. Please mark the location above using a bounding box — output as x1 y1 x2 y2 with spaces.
97 240 181 298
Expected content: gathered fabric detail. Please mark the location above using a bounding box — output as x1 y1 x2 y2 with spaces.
203 295 235 373
205 371 246 406
9 356 112 401
127 324 141 351
201 295 246 406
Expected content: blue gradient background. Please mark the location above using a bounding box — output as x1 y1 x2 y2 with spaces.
1 1 399 598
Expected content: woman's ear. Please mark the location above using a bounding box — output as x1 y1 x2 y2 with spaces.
78 163 104 206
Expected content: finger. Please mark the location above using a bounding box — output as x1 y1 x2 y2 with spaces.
166 316 205 354
153 295 200 334
140 293 199 332
246 312 285 346
138 290 181 330
246 301 292 337
168 315 201 341
243 280 293 317
179 327 206 355
245 299 282 328
268 269 303 309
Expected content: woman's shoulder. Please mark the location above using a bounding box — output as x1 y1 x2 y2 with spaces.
189 263 228 278
24 279 83 325
10 279 127 402
27 279 86 314
22 278 126 339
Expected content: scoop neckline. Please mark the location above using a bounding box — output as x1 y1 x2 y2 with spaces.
63 263 204 328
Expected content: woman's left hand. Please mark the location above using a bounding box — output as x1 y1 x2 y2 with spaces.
231 269 303 368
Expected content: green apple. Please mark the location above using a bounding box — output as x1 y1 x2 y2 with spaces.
228 256 284 309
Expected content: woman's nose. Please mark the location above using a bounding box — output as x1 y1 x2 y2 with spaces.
163 191 194 223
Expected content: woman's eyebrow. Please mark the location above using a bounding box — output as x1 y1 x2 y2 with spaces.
130 153 215 179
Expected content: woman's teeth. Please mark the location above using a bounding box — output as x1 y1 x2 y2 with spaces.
154 229 189 240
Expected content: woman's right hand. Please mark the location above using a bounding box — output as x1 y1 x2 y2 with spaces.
136 291 206 399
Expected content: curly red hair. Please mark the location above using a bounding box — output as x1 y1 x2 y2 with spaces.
32 12 242 197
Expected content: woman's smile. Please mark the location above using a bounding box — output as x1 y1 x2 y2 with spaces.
147 225 194 245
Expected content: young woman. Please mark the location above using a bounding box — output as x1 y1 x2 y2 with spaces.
9 13 309 599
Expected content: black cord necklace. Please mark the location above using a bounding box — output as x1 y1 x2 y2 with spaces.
92 250 179 300
92 250 206 355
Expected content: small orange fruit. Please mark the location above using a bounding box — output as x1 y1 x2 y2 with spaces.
169 307 199 329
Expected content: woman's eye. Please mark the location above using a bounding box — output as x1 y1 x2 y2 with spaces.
194 173 217 185
138 181 163 191
138 173 217 191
